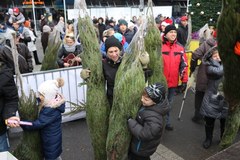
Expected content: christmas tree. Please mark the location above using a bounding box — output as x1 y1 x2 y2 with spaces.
189 0 222 32
218 0 240 149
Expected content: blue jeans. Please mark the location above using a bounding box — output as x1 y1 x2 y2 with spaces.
166 87 176 126
0 133 9 152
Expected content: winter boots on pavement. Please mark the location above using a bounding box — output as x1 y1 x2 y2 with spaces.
203 124 214 149
203 118 226 149
33 50 42 65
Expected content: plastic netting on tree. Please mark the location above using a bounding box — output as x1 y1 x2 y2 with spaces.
106 18 146 160
144 0 167 87
77 0 110 160
105 1 167 159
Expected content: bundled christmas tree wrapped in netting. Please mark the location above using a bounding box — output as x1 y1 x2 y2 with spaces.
41 30 62 71
106 1 168 159
77 1 110 159
144 0 166 86
106 20 146 160
217 0 240 149
8 33 43 160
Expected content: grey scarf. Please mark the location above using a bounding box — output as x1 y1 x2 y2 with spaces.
64 42 78 52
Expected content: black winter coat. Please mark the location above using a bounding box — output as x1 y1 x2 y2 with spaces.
200 51 228 119
16 43 33 73
102 57 121 107
177 24 188 47
0 43 33 73
0 63 18 135
128 99 170 157
41 32 49 54
98 23 106 42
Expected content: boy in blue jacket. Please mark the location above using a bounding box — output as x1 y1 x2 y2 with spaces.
127 82 170 160
21 78 65 160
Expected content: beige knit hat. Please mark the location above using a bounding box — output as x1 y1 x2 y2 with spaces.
38 78 64 103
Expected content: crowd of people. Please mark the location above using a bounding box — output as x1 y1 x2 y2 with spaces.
0 6 232 160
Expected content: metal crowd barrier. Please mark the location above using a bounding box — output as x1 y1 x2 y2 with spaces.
18 66 86 123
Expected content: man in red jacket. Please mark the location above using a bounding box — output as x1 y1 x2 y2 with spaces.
162 25 188 130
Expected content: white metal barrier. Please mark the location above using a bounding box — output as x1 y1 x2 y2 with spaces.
19 66 86 123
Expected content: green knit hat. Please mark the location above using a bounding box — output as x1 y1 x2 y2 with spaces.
118 19 128 27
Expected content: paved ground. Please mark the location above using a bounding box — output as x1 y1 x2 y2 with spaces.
207 141 240 160
8 90 240 160
6 32 240 160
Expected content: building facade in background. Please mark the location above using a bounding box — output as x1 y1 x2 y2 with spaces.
0 0 187 28
0 0 187 16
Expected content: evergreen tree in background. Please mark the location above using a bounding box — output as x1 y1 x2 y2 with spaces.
189 0 222 32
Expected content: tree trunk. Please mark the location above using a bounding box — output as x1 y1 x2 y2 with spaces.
218 0 240 149
221 107 240 148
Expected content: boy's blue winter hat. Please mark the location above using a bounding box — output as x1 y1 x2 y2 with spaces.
145 82 166 104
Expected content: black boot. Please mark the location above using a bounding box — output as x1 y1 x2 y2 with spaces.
220 118 226 140
33 50 41 65
192 91 204 123
203 125 214 149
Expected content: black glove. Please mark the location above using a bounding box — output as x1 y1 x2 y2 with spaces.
190 58 197 76
180 82 187 93
127 116 132 121
143 68 153 82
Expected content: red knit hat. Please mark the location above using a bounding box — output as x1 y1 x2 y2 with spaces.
181 16 188 21
164 18 173 25
13 7 19 14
